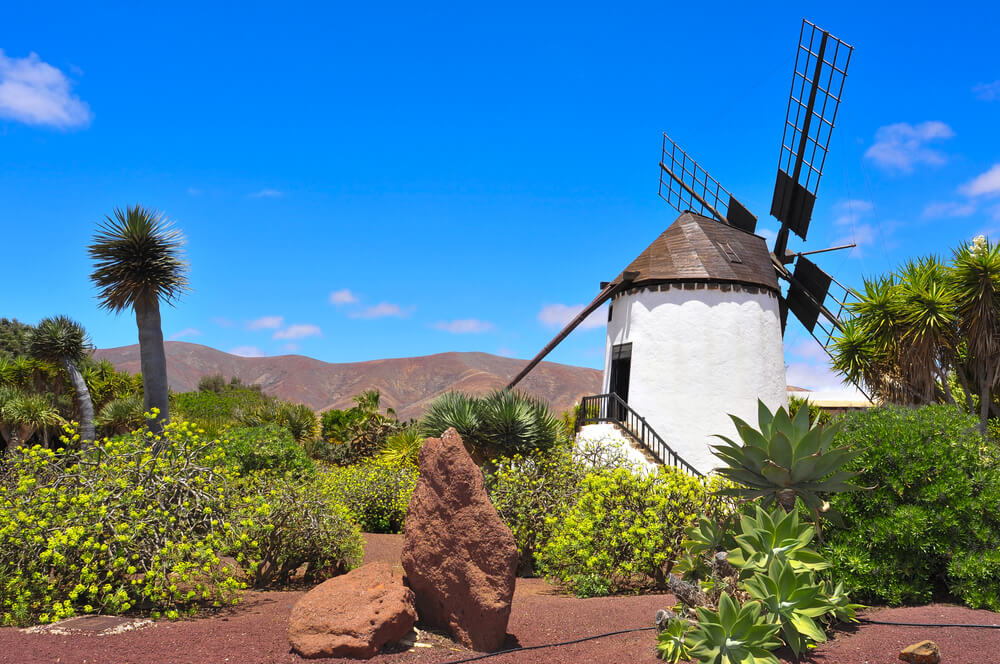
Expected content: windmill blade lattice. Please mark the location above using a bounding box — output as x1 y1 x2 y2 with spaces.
659 134 757 233
771 20 853 247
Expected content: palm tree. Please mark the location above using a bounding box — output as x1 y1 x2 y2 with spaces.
89 205 188 434
28 316 96 443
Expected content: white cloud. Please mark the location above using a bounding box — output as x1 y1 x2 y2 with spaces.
329 289 359 305
167 327 202 341
833 199 874 227
431 319 495 334
273 324 322 340
212 317 235 328
0 50 91 128
349 303 412 319
922 201 977 219
863 121 954 173
538 303 607 330
229 345 264 357
785 361 864 396
960 164 1000 198
282 343 299 352
496 347 517 358
249 188 283 198
248 315 284 330
973 81 1000 102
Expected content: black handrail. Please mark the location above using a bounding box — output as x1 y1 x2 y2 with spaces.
577 393 702 477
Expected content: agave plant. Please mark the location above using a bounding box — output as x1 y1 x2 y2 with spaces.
743 559 831 656
727 505 830 575
655 617 692 663
820 578 863 624
686 593 782 664
711 400 861 513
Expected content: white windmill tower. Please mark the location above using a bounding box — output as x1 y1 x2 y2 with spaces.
508 20 858 475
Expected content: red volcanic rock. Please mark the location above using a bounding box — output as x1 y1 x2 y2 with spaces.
288 562 416 659
899 640 941 664
401 428 518 652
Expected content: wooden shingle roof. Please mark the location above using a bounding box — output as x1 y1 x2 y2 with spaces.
610 212 779 292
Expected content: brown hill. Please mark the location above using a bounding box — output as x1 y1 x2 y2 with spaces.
93 342 602 421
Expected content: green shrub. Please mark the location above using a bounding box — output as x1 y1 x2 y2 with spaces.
319 459 418 533
539 466 711 596
488 437 634 575
216 425 314 476
227 474 363 587
824 404 1000 607
0 422 243 626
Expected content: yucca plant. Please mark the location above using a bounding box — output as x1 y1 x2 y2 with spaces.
380 426 424 465
0 391 63 450
727 505 830 575
743 559 831 656
95 395 145 437
686 593 782 664
89 205 189 434
711 400 861 513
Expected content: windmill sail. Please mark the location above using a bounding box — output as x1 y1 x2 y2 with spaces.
659 134 757 233
771 20 852 257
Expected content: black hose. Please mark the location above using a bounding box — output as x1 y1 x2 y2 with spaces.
858 618 1000 629
440 626 657 664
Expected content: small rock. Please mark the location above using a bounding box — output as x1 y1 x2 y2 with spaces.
899 640 941 664
288 562 417 659
401 428 518 652
654 609 678 630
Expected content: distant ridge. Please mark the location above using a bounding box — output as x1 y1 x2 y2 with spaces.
93 341 603 421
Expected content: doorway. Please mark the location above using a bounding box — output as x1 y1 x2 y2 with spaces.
608 343 632 420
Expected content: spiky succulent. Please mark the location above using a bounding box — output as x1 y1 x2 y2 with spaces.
711 400 861 512
727 505 830 575
655 617 692 663
686 593 782 664
743 559 831 656
88 205 189 312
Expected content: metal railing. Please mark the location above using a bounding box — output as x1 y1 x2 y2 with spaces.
577 393 702 477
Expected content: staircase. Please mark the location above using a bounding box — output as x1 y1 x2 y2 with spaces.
576 393 701 477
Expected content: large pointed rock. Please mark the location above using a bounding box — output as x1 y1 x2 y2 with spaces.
288 562 416 659
401 428 517 652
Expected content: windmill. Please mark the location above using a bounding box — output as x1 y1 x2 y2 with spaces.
507 20 857 474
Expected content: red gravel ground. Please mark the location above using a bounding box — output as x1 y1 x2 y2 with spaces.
3 534 999 664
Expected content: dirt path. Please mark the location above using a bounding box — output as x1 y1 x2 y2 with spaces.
2 534 998 663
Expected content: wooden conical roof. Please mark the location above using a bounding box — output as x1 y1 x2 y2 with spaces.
610 212 778 292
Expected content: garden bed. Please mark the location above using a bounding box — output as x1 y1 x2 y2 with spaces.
2 534 998 664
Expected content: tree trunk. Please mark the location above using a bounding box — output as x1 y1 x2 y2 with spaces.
62 358 95 444
136 298 170 436
979 364 994 435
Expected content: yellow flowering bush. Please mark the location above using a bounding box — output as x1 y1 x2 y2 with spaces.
488 437 635 575
0 419 367 626
226 474 363 587
538 466 716 597
318 459 417 533
0 421 243 626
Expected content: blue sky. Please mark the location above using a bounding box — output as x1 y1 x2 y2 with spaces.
2 1 998 393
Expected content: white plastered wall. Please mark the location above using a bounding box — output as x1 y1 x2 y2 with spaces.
602 284 787 474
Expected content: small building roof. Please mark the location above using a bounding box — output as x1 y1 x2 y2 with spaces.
610 212 779 292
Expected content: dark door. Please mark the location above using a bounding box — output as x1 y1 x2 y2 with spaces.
608 343 632 421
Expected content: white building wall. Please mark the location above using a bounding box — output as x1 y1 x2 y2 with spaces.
602 284 787 474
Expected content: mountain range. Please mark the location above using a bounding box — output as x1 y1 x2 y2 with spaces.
93 341 602 421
